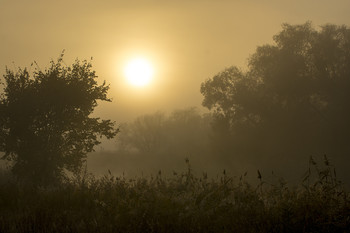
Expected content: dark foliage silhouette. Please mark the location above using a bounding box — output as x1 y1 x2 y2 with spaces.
0 53 118 185
201 22 350 170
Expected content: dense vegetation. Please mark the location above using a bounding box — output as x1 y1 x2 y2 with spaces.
200 22 350 174
0 54 118 186
0 157 349 233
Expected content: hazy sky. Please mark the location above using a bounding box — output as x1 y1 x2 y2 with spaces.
1 0 350 123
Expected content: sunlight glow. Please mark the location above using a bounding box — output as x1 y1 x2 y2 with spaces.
124 58 154 87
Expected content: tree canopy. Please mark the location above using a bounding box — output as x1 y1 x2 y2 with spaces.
200 22 350 168
0 54 118 185
118 108 211 155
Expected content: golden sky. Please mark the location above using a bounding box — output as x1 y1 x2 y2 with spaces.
1 0 350 122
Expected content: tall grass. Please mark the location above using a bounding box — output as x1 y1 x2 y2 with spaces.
0 156 349 233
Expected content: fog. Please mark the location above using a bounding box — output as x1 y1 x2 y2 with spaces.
1 0 350 186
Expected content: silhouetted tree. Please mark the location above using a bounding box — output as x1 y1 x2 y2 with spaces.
0 54 118 185
201 22 350 167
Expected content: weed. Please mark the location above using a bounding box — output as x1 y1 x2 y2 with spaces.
0 156 349 233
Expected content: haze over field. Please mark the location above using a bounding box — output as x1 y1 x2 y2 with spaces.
1 0 350 184
2 0 350 121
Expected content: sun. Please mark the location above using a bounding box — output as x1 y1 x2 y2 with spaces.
124 58 154 87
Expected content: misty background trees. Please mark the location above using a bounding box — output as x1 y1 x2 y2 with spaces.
99 22 350 182
200 22 350 177
0 54 118 185
90 108 214 176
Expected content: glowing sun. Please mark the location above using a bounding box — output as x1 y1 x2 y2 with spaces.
124 58 154 87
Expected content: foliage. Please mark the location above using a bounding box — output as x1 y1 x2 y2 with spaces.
0 54 118 185
0 157 348 233
117 108 212 156
119 111 166 153
200 22 350 165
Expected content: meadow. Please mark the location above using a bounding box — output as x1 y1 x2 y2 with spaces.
0 156 349 233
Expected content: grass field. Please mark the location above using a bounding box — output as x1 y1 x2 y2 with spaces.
0 157 349 233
